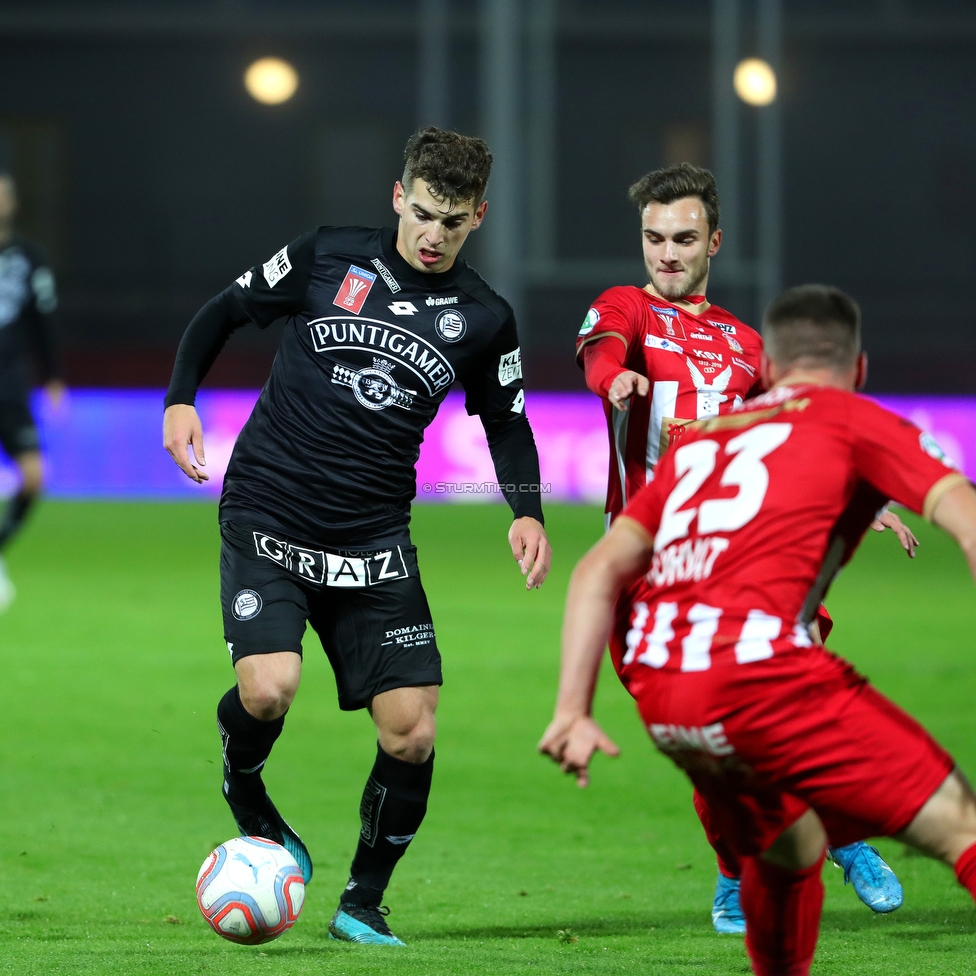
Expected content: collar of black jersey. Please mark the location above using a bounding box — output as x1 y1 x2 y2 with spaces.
381 228 465 290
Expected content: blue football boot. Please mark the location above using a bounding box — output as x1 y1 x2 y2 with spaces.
329 904 406 946
711 872 746 934
828 842 903 913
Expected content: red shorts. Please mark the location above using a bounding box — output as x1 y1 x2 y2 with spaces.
628 646 954 856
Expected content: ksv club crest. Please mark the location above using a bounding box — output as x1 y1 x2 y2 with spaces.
332 358 416 411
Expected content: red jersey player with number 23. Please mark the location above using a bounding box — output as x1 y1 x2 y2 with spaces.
542 285 976 976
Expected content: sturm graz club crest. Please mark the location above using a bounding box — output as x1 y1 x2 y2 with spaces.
232 589 263 621
435 308 466 342
332 357 417 412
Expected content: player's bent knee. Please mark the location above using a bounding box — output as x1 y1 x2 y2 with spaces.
380 716 436 764
238 683 296 721
234 652 301 721
899 769 976 865
761 809 827 871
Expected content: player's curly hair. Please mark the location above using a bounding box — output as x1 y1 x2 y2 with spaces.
764 284 862 370
402 127 493 206
628 163 720 234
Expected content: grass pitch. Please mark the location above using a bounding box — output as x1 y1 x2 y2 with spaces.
0 501 974 976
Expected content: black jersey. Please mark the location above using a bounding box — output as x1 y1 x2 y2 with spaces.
184 226 537 547
0 235 59 399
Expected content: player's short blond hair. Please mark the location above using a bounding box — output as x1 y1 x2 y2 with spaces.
763 284 861 370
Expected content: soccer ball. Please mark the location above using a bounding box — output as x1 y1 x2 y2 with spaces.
196 836 305 944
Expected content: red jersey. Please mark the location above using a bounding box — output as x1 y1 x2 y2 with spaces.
577 286 764 521
613 385 965 693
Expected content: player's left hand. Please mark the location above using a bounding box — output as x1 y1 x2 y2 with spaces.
538 713 620 788
871 508 919 558
508 516 552 589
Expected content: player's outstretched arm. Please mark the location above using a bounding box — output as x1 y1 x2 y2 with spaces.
163 403 208 483
539 516 651 786
931 480 976 583
509 516 551 589
162 288 256 484
581 340 649 413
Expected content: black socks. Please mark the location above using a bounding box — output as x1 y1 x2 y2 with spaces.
0 491 35 549
341 744 435 908
216 686 285 803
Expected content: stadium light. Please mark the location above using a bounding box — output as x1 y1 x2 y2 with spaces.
245 57 299 105
734 57 777 106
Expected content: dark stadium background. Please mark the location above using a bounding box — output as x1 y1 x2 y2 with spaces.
0 0 973 394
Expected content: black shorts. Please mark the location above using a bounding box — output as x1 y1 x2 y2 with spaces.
0 395 39 458
219 520 442 710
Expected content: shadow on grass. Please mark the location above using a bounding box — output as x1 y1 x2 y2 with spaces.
416 910 710 940
821 907 976 934
413 906 976 943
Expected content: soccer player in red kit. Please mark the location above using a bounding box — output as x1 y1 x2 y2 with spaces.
576 163 763 528
542 285 976 976
577 164 904 929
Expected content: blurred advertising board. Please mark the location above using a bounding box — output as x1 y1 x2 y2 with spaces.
1 390 972 504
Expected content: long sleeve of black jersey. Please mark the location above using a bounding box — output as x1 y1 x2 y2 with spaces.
462 307 544 523
482 411 545 524
165 230 318 407
164 288 251 407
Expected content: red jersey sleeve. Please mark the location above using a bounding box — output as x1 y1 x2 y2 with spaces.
849 396 968 521
575 287 642 362
581 341 628 398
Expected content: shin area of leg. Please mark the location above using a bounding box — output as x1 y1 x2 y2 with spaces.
740 852 825 976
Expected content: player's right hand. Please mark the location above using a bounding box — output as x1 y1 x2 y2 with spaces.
163 403 209 483
538 713 620 788
607 370 650 412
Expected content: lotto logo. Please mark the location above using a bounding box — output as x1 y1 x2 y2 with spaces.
333 265 377 314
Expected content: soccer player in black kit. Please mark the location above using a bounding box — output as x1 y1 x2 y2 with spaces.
163 128 551 945
0 172 64 611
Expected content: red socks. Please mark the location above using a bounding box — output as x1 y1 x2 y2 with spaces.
740 852 825 976
955 842 976 900
694 789 743 878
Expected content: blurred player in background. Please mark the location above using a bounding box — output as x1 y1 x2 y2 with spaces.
0 171 64 611
543 284 976 976
164 127 551 946
576 165 907 932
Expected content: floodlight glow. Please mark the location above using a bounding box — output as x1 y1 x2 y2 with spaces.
734 58 777 106
245 58 299 105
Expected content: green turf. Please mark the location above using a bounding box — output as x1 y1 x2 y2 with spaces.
0 501 974 975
